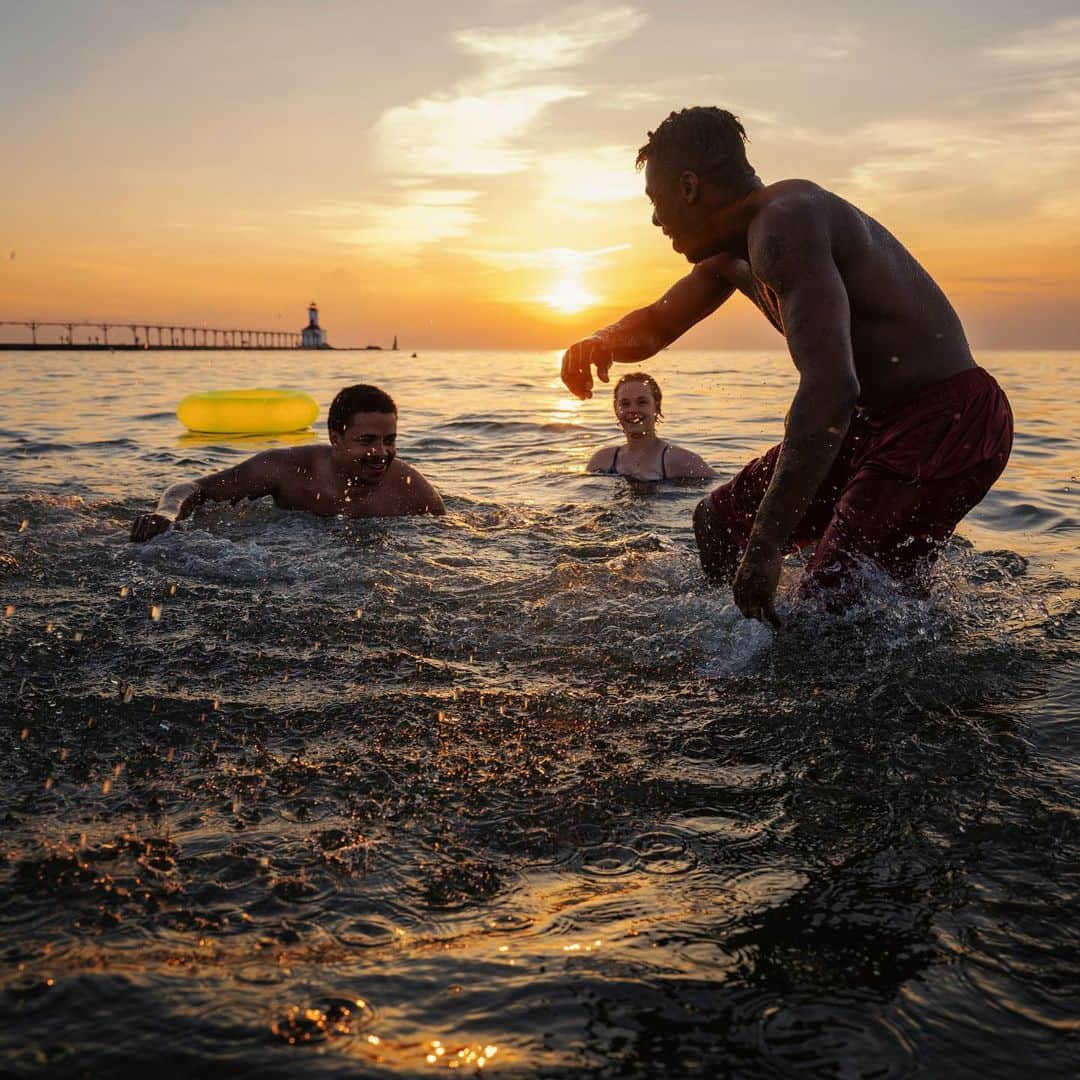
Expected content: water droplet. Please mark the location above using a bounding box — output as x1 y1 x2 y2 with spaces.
18 519 28 532
150 605 162 621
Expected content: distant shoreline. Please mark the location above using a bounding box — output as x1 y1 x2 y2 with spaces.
0 344 386 352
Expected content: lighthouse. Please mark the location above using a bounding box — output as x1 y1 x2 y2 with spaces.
300 301 328 348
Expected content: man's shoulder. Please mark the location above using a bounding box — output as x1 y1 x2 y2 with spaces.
390 458 437 492
748 181 842 267
391 457 424 480
388 458 444 514
752 181 832 230
240 444 327 482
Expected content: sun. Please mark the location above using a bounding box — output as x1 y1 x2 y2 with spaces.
541 273 597 315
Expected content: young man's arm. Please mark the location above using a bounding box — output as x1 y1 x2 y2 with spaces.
129 451 286 541
561 260 735 399
732 204 860 627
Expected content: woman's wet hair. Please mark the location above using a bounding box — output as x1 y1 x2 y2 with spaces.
636 106 757 192
328 384 397 433
614 372 664 418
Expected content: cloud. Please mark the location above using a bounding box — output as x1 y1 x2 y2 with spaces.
302 190 481 255
539 146 644 204
361 5 648 255
374 86 585 178
793 27 863 62
985 16 1080 67
830 17 1080 232
453 6 648 86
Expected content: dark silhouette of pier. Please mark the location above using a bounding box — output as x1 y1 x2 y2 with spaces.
0 319 304 349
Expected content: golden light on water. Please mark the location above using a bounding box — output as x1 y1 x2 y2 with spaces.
546 388 586 428
425 1040 499 1069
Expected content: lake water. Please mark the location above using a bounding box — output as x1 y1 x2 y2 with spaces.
1 348 1077 1078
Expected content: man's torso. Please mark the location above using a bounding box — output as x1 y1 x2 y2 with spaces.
268 449 424 518
709 181 975 413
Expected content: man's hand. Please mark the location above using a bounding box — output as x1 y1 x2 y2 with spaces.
561 335 614 400
733 540 783 629
130 513 173 543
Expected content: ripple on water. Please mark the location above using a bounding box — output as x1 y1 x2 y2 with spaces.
756 999 915 1080
575 843 639 878
483 911 534 933
632 831 698 875
269 995 375 1045
338 918 400 950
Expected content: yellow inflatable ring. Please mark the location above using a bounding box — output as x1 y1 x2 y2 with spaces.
176 388 319 434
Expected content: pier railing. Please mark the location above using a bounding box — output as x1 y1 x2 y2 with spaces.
0 320 303 349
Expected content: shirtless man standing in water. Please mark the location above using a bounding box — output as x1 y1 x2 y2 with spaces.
561 107 1012 627
130 384 444 541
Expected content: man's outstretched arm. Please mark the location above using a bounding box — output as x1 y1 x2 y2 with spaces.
733 207 860 626
129 451 284 541
561 260 735 399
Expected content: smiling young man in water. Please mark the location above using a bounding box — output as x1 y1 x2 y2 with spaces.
130 384 444 541
560 107 1013 626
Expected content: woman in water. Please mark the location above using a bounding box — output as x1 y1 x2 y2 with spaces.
587 372 716 481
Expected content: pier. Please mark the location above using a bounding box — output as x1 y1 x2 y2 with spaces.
0 320 304 349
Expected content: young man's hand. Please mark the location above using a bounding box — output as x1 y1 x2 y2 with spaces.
561 336 613 400
130 513 173 542
733 541 783 629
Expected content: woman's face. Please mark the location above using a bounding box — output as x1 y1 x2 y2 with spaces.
614 380 659 437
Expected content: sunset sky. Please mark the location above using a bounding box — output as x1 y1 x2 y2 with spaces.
2 1 1079 349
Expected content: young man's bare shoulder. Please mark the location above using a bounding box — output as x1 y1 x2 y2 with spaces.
391 458 444 514
754 181 830 226
268 444 329 472
393 458 435 486
749 183 838 270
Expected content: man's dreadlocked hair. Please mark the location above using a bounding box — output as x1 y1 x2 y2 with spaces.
636 107 758 192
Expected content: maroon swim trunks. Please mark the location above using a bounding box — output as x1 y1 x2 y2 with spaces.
708 367 1014 590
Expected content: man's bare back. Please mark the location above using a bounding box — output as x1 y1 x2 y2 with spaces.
701 180 974 413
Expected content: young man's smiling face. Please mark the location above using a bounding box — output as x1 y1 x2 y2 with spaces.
330 410 397 483
645 158 700 261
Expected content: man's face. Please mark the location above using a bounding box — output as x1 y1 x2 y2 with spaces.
645 158 730 263
645 158 697 260
330 410 397 482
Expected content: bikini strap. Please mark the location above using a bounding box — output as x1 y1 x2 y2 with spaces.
609 446 621 474
660 443 670 481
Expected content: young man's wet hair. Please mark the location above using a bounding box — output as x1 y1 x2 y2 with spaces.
636 106 758 192
327 384 397 434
